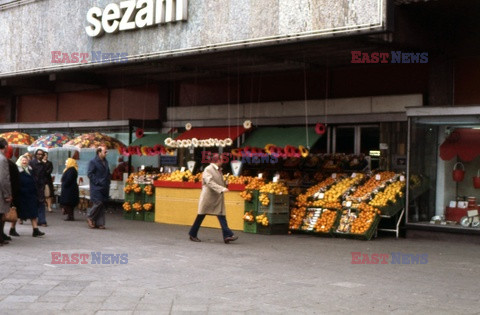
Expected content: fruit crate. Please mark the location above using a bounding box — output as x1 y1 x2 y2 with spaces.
143 184 155 204
144 211 155 222
333 212 380 241
300 208 339 235
144 193 155 204
257 223 289 235
265 212 290 225
378 196 405 217
259 194 290 214
123 211 134 220
243 221 257 234
134 185 145 202
244 190 259 213
124 192 135 203
133 211 145 221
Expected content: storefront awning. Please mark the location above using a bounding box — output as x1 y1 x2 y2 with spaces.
175 126 246 141
242 127 322 148
130 133 177 146
439 128 480 161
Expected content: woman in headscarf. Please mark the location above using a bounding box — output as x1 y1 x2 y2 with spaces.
16 154 45 237
59 158 79 221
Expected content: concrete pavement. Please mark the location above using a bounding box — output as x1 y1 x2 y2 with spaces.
0 207 479 314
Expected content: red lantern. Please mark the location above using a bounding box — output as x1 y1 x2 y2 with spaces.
135 128 144 138
315 123 326 135
452 162 465 182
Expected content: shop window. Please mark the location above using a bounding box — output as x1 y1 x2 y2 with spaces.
408 115 480 229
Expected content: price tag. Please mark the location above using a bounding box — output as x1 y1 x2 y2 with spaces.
351 172 356 178
375 174 381 180
140 165 145 170
400 175 405 182
180 167 185 172
160 167 164 172
258 173 263 179
331 173 336 179
273 176 278 183
318 193 324 199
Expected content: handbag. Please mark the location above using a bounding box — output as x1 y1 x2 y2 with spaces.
4 206 18 223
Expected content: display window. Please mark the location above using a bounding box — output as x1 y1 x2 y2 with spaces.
407 111 480 230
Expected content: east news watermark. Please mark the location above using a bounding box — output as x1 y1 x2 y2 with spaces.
351 252 428 264
51 51 128 64
351 51 428 64
51 252 128 264
201 151 279 164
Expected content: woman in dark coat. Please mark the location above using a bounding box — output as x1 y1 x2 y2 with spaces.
16 154 44 237
59 158 79 221
43 152 55 212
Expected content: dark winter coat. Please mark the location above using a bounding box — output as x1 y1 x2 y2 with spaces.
8 160 20 208
87 155 110 202
59 167 79 207
44 160 54 197
29 158 47 203
18 168 39 220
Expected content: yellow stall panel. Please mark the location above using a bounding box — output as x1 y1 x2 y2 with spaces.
155 187 244 230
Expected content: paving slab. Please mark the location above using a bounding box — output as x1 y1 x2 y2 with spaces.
0 208 480 314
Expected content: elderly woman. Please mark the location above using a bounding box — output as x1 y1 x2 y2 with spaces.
59 158 79 221
17 154 45 237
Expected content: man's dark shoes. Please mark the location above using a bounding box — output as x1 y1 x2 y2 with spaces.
2 233 12 241
9 228 20 236
224 235 238 244
32 228 45 237
189 235 201 242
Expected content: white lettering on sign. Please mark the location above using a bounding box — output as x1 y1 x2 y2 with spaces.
85 0 188 37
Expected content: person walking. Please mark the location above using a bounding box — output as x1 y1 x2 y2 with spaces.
188 154 238 244
0 138 13 246
30 149 48 227
16 154 44 237
59 158 79 221
86 146 110 229
43 152 55 212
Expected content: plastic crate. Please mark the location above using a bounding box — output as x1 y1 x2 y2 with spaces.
124 192 135 203
265 213 290 224
133 211 145 221
300 208 339 235
244 190 259 213
243 221 257 234
144 193 155 204
257 223 289 235
259 194 290 214
333 213 380 241
379 197 405 217
144 211 155 222
123 211 134 220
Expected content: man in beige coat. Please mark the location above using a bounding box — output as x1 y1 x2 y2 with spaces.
189 154 238 244
0 138 12 246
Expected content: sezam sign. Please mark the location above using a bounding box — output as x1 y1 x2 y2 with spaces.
85 0 188 37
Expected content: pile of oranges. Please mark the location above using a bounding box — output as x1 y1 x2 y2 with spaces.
314 209 338 233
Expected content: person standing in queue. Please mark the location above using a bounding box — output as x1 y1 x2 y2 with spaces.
43 152 55 212
6 146 20 238
17 154 45 237
30 149 48 227
86 146 110 229
59 158 79 221
188 153 238 244
0 138 12 246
